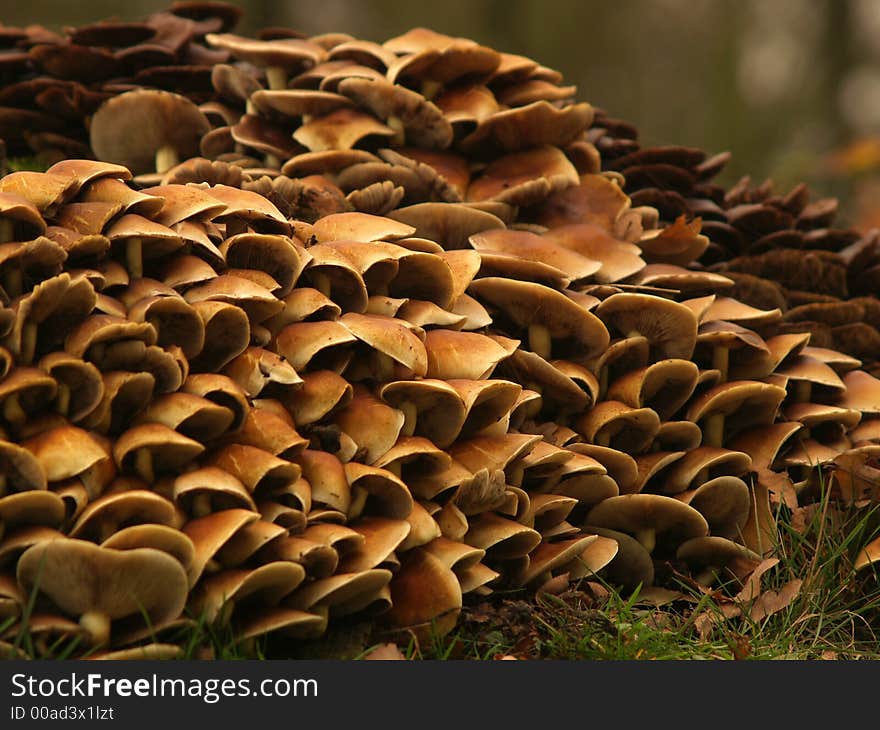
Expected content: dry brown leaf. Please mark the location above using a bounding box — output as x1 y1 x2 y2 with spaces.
633 587 684 606
748 579 803 622
693 602 742 640
363 643 407 660
820 650 838 660
790 507 810 534
735 557 779 602
537 573 571 596
760 469 799 510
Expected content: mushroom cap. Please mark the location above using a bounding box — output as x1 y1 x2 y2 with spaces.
469 227 600 284
607 359 699 421
69 490 180 541
101 523 195 575
337 77 453 149
597 293 698 360
686 380 788 439
585 494 709 552
424 329 517 380
542 223 646 284
112 423 204 475
206 32 325 69
468 277 609 359
677 475 751 539
182 508 261 585
0 440 47 493
660 447 753 494
676 536 761 570
21 425 109 483
17 539 188 635
389 202 504 248
576 401 661 454
340 312 428 378
90 90 210 175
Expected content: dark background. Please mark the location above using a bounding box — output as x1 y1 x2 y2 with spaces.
6 0 879 225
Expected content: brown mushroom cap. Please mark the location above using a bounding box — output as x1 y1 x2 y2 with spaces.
607 359 699 421
597 293 698 360
90 90 211 175
21 424 109 483
676 536 761 584
585 493 709 555
468 277 609 360
676 475 751 540
17 538 188 646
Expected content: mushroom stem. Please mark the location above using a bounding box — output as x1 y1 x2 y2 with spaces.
349 485 368 520
3 394 26 425
265 66 288 90
374 352 395 382
598 365 609 399
336 432 358 462
634 528 656 554
704 413 725 448
265 153 281 169
694 568 717 586
192 493 213 518
3 267 22 298
421 80 442 100
20 321 37 364
80 611 111 647
311 272 331 297
56 382 71 417
0 218 13 242
507 463 524 487
135 448 154 483
155 144 179 174
400 401 418 437
126 238 144 279
225 218 247 237
528 324 552 360
712 346 729 382
79 465 102 500
246 98 257 116
387 115 406 146
793 380 811 403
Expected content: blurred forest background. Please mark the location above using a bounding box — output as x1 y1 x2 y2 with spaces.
6 0 880 228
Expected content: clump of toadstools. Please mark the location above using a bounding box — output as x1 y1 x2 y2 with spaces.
1 3 879 659
587 108 880 372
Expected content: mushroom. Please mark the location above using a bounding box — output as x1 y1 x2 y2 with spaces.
468 277 609 361
585 494 708 555
90 90 211 175
17 539 188 647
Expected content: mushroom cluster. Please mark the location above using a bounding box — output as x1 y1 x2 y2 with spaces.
588 109 880 371
1 3 879 657
0 3 241 168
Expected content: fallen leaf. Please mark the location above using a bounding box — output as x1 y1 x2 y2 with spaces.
729 634 752 660
748 579 803 622
820 650 838 660
735 557 779 602
363 643 407 660
760 469 799 510
790 507 810 535
633 587 684 606
537 573 571 596
584 581 610 603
